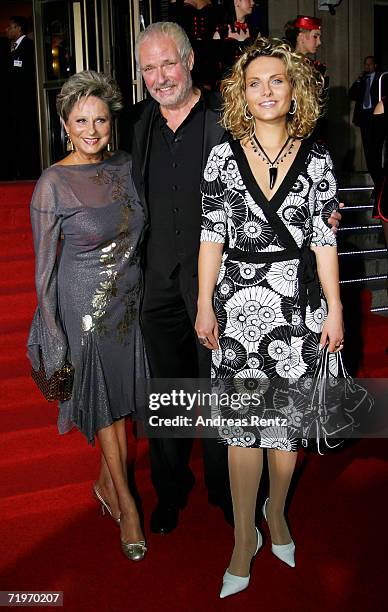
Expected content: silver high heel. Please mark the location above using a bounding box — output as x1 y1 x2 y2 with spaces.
262 498 295 568
219 527 262 599
92 483 121 525
121 539 147 562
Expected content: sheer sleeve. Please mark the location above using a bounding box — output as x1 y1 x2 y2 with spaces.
310 148 338 248
200 145 227 244
27 171 68 377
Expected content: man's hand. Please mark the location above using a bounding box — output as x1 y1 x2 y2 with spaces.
328 202 344 234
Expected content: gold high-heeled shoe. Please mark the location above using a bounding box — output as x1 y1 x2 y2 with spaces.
121 539 147 562
92 484 121 525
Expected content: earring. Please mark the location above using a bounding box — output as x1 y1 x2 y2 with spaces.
106 143 112 152
66 133 74 152
288 98 297 116
243 103 253 121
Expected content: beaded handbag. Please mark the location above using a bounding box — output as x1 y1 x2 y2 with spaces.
31 352 74 402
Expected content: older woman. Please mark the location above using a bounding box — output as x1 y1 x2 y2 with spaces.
195 37 343 597
27 71 147 561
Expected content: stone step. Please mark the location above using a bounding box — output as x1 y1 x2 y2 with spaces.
338 247 387 258
371 288 388 310
340 273 387 290
338 187 373 206
340 259 387 283
337 229 385 252
339 204 379 225
338 171 374 188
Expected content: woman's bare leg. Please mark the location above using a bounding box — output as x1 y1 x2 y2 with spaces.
114 418 129 474
97 419 144 544
227 446 263 577
94 455 121 521
266 449 298 544
94 418 130 520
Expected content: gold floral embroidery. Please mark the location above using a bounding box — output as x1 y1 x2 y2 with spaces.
82 165 140 343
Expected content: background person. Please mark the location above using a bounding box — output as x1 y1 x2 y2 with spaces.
212 0 257 84
173 0 218 41
284 14 322 55
284 15 326 77
349 56 381 175
6 15 40 179
284 14 327 141
371 98 388 249
213 0 255 42
27 70 147 562
169 1 218 89
195 37 344 599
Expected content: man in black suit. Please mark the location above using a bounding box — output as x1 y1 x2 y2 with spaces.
128 21 340 535
129 21 230 534
6 16 40 179
349 56 381 175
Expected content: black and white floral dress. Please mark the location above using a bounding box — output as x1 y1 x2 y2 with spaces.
200 138 339 450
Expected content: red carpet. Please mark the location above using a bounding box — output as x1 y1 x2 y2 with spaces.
1 183 387 611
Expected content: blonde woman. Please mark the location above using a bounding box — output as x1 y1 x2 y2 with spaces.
195 37 343 598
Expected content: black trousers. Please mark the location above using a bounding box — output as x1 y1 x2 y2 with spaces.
141 264 230 510
359 110 375 175
8 106 40 180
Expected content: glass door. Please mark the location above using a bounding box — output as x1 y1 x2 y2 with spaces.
33 0 154 167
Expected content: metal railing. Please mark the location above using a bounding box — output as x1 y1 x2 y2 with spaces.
379 72 388 101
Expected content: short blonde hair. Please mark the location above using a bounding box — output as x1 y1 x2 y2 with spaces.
56 70 123 122
221 37 325 140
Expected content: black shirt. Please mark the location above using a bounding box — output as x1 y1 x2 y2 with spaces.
145 96 205 276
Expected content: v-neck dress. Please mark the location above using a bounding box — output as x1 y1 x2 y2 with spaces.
200 138 338 450
27 151 148 443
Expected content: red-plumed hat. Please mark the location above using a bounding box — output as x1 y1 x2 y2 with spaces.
294 15 322 31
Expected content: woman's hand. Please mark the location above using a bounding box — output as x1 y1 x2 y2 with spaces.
327 202 344 234
227 24 251 42
195 303 219 350
319 304 344 352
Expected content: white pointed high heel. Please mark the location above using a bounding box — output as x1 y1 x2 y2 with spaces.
262 498 295 568
219 527 262 599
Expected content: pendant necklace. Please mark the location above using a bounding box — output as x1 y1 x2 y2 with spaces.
250 134 295 190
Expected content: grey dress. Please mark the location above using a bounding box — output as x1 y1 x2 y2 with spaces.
27 150 148 443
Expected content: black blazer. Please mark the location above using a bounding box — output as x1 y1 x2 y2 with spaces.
349 72 381 126
126 90 226 280
8 36 36 113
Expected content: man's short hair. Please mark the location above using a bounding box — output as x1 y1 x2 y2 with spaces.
9 16 29 35
135 21 193 69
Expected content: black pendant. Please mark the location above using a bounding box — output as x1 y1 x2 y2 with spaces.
269 166 277 190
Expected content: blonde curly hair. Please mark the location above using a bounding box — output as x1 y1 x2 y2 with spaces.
221 37 325 140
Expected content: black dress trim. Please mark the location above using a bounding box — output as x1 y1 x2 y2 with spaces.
225 137 320 314
229 136 312 212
